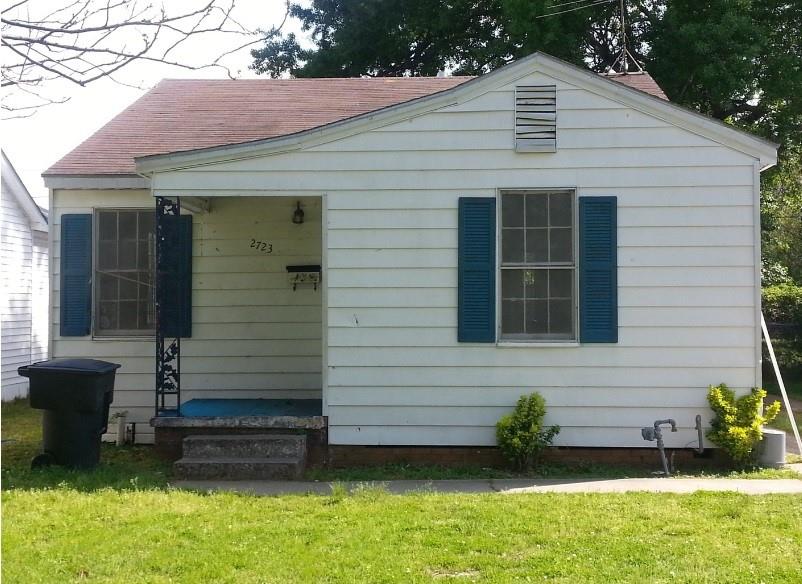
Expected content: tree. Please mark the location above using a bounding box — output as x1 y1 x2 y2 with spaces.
1 0 283 116
251 0 800 143
762 145 802 284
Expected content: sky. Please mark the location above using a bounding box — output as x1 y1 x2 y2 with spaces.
2 0 311 207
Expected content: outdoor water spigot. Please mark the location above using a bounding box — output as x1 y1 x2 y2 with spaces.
655 419 677 433
641 418 677 476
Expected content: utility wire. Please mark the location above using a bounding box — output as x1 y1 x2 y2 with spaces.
545 0 605 10
537 0 615 18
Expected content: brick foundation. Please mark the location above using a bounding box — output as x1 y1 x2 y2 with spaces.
325 445 727 470
154 427 727 472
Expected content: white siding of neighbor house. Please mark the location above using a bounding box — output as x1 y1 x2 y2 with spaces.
144 69 762 449
1 184 48 401
50 192 322 442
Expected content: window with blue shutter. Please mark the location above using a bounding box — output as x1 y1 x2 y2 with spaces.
95 209 156 336
458 197 496 342
60 214 92 336
157 214 192 338
579 196 618 343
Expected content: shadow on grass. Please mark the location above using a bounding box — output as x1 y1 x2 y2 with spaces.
2 399 172 492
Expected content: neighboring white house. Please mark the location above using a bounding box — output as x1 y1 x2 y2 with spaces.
2 151 48 401
42 52 777 452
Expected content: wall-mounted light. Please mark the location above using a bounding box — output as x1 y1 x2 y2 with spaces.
292 201 304 224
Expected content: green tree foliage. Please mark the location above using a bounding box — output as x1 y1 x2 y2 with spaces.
252 1 801 281
762 145 802 284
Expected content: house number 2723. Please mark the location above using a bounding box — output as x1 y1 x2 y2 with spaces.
249 239 273 253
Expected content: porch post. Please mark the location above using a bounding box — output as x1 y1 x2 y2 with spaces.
155 196 181 416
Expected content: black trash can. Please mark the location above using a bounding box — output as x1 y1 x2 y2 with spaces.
18 359 121 469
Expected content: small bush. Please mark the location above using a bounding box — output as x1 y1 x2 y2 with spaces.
706 384 781 467
496 393 560 471
762 284 802 327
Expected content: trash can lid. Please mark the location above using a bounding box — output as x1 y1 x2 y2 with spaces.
20 358 121 375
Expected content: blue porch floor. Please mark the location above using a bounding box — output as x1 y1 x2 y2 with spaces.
166 398 323 418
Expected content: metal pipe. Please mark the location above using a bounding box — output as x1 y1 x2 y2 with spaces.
115 411 128 446
694 414 705 454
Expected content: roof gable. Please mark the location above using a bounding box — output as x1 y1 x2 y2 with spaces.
44 51 777 182
2 151 47 230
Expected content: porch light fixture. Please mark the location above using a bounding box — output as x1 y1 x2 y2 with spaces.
292 201 304 224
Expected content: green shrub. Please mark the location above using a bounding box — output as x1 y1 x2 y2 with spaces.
762 284 802 326
496 393 560 471
706 384 781 467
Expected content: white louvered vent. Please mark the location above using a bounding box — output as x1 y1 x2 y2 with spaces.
515 85 557 152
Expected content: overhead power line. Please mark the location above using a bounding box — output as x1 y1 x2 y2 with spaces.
537 0 615 19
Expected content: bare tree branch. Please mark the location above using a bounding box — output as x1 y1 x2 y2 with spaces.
1 0 288 116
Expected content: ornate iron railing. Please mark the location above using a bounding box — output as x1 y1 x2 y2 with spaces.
155 196 181 416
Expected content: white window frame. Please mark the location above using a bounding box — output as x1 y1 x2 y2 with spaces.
495 188 579 346
92 207 156 339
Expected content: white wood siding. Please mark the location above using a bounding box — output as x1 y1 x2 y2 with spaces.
1 182 48 400
72 68 761 447
50 192 322 442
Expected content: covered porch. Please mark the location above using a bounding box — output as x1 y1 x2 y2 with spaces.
149 193 326 443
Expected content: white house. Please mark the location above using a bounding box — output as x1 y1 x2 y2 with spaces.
42 53 777 466
2 151 48 401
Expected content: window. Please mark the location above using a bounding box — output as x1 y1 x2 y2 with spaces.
95 209 155 336
500 190 576 341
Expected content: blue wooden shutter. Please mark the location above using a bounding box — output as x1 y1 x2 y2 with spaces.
60 214 92 336
458 197 496 342
579 196 618 343
158 215 192 338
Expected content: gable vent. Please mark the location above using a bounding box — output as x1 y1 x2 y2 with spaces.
515 85 557 152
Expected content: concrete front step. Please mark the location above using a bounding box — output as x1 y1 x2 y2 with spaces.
183 433 306 459
174 457 305 480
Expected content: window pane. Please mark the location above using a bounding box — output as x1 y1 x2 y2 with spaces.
550 228 573 262
118 241 137 269
502 195 524 228
138 211 154 240
118 301 138 330
549 269 572 299
137 241 150 270
525 194 548 227
524 269 548 299
139 283 152 305
502 229 524 263
525 228 548 263
98 301 118 331
501 270 524 299
550 192 573 227
97 241 117 270
119 277 137 300
98 273 118 301
549 299 574 335
98 212 117 240
138 301 154 329
501 300 525 334
525 300 548 335
119 212 137 240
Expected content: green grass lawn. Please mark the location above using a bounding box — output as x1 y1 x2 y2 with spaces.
4 399 802 583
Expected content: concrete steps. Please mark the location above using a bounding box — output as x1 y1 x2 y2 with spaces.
174 434 306 480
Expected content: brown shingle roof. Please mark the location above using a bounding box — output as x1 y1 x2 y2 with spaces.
45 72 668 177
602 72 668 100
45 77 471 176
